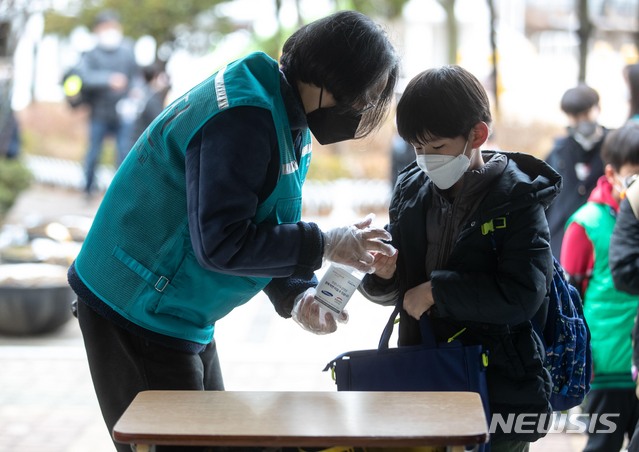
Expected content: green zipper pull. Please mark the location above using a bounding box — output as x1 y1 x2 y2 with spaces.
447 327 467 343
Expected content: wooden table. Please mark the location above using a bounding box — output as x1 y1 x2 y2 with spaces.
113 390 488 452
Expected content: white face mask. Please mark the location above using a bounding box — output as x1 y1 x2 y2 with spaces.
415 140 472 190
97 29 123 50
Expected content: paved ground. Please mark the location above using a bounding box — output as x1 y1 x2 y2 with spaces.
0 184 592 451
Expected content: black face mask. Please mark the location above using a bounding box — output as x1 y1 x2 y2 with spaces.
305 88 362 145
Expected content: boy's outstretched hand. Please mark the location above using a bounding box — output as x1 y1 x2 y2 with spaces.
372 249 398 280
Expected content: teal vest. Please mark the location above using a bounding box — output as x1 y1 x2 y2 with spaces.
569 202 638 387
75 52 312 344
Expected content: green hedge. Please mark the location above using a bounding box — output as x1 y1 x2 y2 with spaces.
0 158 32 220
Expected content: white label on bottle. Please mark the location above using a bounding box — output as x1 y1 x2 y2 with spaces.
313 265 362 314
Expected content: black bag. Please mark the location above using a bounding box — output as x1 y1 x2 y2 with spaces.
62 53 93 109
62 68 88 109
324 307 491 450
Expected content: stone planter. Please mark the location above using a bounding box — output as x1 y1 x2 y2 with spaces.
0 264 74 335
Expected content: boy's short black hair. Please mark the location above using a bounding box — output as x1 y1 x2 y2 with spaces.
560 84 599 116
601 121 639 171
396 65 491 145
280 10 399 138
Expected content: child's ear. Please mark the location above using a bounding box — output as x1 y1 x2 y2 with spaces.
604 163 616 185
471 122 490 149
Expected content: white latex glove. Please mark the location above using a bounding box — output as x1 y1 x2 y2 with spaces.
291 287 349 335
323 214 396 274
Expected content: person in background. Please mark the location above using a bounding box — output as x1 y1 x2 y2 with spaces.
624 63 639 121
389 133 415 188
561 121 639 452
359 65 560 452
67 11 399 452
75 9 139 198
608 123 639 452
389 87 415 188
0 110 20 159
545 84 607 258
120 61 171 150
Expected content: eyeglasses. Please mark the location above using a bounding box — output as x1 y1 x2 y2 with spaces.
623 174 638 189
361 102 377 112
348 102 376 116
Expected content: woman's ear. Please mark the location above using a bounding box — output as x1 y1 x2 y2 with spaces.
471 122 490 149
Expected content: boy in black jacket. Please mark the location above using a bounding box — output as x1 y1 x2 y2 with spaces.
359 66 561 452
544 84 607 258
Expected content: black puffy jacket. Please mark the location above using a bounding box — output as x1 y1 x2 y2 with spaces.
610 195 639 369
610 196 639 296
361 151 562 442
544 132 606 258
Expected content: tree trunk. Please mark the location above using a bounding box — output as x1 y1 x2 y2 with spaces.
635 1 639 53
439 0 458 64
576 0 592 83
487 0 499 116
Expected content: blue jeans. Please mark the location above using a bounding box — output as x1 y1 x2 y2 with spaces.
84 117 131 194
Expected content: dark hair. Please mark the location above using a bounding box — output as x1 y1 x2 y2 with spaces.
280 10 399 137
396 65 491 145
560 84 599 116
142 62 163 83
601 121 639 171
93 9 121 28
626 64 639 119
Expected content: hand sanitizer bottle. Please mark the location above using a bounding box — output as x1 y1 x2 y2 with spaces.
314 263 365 315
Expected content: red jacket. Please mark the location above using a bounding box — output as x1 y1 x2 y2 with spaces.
560 176 619 295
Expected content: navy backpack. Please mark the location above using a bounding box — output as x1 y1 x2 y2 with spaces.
539 255 592 411
483 216 592 411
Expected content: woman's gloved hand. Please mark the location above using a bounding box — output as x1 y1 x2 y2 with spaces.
291 287 348 335
323 214 396 274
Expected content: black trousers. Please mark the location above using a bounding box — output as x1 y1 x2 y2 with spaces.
583 388 639 452
77 300 225 452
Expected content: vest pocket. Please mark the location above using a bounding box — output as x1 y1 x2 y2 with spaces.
112 245 270 329
156 250 270 327
112 245 168 292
